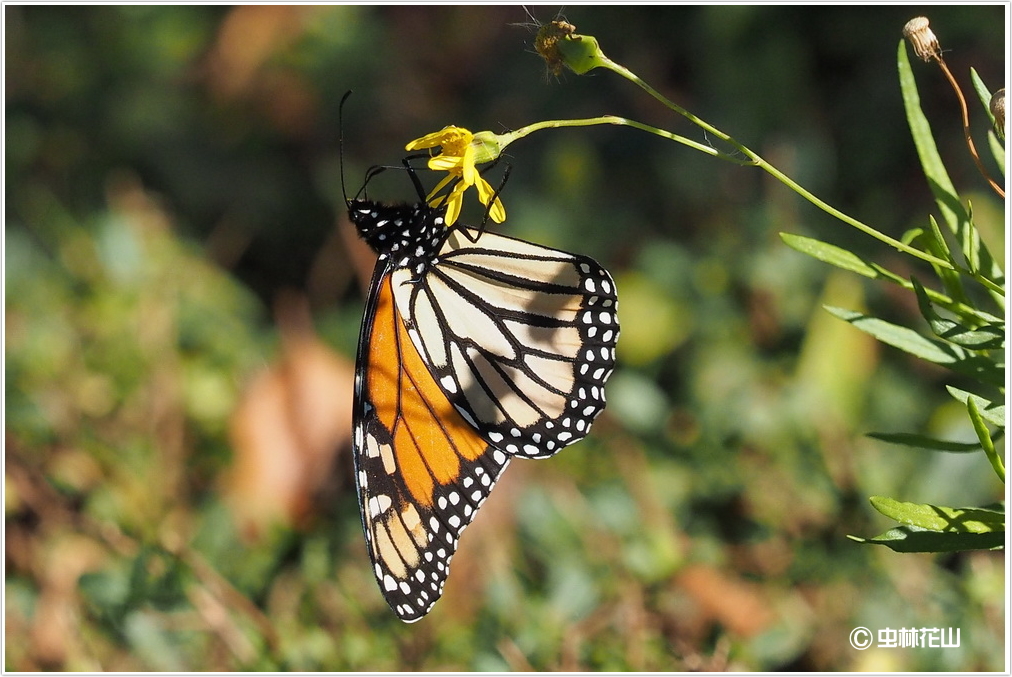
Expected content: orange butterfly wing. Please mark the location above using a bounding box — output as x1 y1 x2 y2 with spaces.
353 265 510 622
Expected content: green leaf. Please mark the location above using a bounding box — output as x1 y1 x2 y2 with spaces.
960 202 1005 308
900 227 923 246
970 68 995 125
927 216 969 301
969 398 1005 482
959 204 982 276
912 279 1005 349
988 130 1006 176
925 216 956 266
849 527 1004 553
898 40 967 238
780 233 895 280
779 234 1000 324
867 431 982 452
869 496 1004 533
824 306 1002 386
947 386 1005 427
826 306 951 361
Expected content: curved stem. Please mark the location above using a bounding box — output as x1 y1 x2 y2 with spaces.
935 57 1005 199
503 116 748 162
598 56 958 271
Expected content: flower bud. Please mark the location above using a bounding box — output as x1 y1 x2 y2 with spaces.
470 131 503 165
534 20 608 76
903 17 941 62
990 88 1005 140
534 20 576 76
555 32 608 75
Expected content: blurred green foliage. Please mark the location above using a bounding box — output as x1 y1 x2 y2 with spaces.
782 38 1004 552
5 5 1005 671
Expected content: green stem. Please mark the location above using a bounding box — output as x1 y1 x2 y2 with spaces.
502 116 747 163
597 56 958 272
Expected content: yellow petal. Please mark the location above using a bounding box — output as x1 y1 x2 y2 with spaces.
428 154 465 172
461 144 477 185
444 188 464 225
426 173 455 203
405 125 467 151
475 176 507 223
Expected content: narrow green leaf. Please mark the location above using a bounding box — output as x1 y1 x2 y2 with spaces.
960 201 1006 308
926 216 956 265
826 307 1003 386
947 386 1005 427
898 40 967 236
867 431 982 452
987 130 1006 174
779 232 878 277
912 279 1005 349
849 527 1004 553
925 216 969 302
959 204 982 275
970 68 995 125
781 234 1001 325
869 496 1004 533
934 320 1004 350
825 306 956 362
780 232 918 292
900 227 924 246
779 233 913 287
968 398 1005 483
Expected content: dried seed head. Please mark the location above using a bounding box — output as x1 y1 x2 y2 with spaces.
535 20 577 76
903 17 941 62
990 88 1005 140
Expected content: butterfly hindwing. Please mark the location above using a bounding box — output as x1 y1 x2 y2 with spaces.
353 262 510 622
393 228 619 459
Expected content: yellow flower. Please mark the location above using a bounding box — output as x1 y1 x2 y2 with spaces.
405 126 506 225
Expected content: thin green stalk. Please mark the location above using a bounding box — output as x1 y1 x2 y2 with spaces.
500 116 745 162
598 56 959 272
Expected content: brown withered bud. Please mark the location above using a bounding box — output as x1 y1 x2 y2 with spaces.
903 17 942 62
535 20 578 76
990 88 1005 140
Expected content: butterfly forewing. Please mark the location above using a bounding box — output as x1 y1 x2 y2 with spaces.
354 263 510 622
393 228 619 459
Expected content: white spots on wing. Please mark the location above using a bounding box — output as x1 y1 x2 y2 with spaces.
368 494 392 517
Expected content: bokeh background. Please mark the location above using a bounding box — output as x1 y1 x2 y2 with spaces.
5 5 1006 671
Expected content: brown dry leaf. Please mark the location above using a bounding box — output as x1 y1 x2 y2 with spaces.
30 532 108 668
205 5 309 98
224 294 354 539
675 563 775 638
202 5 320 135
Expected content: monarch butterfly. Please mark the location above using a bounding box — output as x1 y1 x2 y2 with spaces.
347 162 619 622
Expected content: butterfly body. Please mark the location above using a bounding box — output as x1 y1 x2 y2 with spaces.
349 194 618 622
349 199 450 275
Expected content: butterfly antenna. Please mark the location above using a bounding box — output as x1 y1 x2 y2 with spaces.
400 155 431 203
478 161 511 235
339 90 353 205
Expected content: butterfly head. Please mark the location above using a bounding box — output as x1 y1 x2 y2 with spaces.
348 199 451 270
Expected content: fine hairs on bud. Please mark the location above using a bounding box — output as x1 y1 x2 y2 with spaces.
903 17 941 62
535 19 578 76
